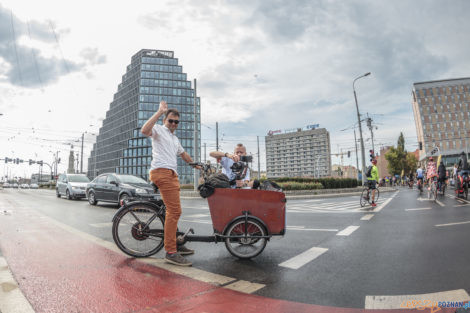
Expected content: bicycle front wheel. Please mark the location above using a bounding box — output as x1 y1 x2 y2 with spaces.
224 217 267 259
112 203 165 257
374 188 380 203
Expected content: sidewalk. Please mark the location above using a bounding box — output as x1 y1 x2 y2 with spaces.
181 186 398 199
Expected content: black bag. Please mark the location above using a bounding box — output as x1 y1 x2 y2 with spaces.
197 173 230 198
260 180 283 192
366 166 373 178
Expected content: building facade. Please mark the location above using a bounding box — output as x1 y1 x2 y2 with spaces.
331 165 357 179
87 49 200 184
265 128 331 178
412 77 470 165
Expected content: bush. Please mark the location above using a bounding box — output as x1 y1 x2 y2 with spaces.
278 182 323 190
267 177 358 189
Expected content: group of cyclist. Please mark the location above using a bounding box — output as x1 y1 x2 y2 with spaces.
412 152 469 195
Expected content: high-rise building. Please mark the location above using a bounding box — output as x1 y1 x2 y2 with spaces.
412 77 470 164
87 49 200 184
265 128 331 178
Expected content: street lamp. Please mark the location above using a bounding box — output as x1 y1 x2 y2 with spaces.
353 72 371 186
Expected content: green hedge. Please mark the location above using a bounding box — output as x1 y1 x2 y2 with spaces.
278 182 323 190
180 184 194 190
265 177 358 189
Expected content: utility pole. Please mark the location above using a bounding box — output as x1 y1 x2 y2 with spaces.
257 136 260 180
354 129 359 180
216 122 219 151
193 78 199 191
366 114 375 153
80 133 84 173
203 143 206 163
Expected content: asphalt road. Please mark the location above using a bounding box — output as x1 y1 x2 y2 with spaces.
1 187 469 309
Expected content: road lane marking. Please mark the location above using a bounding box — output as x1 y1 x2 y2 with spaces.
360 214 374 220
365 289 470 309
286 226 338 232
336 226 360 236
179 218 212 224
185 214 210 218
224 280 265 293
435 220 470 227
279 247 328 269
89 222 113 228
435 199 445 207
371 191 398 212
0 257 35 313
405 207 432 211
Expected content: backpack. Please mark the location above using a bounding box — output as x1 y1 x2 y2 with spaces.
197 173 230 198
366 166 373 178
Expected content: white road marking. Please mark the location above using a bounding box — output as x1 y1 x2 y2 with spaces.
279 247 328 270
435 199 445 207
185 214 210 218
405 207 432 211
286 226 338 232
447 194 470 204
0 257 35 313
179 218 211 224
371 191 398 212
224 280 265 293
360 214 374 220
435 220 470 227
365 289 470 309
89 222 113 228
336 226 360 236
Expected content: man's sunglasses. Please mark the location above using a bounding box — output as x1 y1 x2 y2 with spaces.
168 119 180 125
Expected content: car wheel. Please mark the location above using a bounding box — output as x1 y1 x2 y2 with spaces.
66 189 72 200
56 189 61 198
88 191 98 205
119 193 130 205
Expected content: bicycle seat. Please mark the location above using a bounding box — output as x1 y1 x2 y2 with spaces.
151 182 159 193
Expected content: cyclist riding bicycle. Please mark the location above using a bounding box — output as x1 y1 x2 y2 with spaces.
426 156 437 190
457 151 469 192
437 161 446 191
416 166 424 188
366 159 379 207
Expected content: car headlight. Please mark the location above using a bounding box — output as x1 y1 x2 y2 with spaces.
72 186 81 190
135 188 147 194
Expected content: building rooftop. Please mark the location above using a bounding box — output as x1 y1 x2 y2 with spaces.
413 77 470 87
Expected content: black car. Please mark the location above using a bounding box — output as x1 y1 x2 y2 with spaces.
86 174 158 205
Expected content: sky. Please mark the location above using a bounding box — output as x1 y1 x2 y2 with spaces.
1 0 470 180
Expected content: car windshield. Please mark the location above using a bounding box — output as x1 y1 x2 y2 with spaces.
116 175 148 184
68 175 90 183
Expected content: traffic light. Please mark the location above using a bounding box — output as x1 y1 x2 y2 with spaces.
4 157 10 163
16 158 19 164
347 151 351 158
37 160 43 166
369 150 374 161
28 159 35 165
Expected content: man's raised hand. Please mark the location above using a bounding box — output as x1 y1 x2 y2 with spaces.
158 100 168 114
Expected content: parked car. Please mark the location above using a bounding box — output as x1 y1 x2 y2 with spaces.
30 183 39 189
56 174 90 200
20 184 30 189
86 174 158 205
12 183 19 189
3 183 10 188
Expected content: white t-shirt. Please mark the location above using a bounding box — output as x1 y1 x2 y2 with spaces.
220 157 250 186
150 124 184 173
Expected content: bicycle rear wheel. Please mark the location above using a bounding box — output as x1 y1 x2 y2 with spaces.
433 183 438 201
112 203 165 257
360 189 369 207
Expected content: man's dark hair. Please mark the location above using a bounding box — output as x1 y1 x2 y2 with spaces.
165 109 180 119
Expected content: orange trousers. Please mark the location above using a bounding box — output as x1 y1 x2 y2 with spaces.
149 168 181 253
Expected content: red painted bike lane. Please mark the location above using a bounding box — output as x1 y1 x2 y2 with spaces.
0 203 455 313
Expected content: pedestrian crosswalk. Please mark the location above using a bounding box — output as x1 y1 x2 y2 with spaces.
287 196 392 213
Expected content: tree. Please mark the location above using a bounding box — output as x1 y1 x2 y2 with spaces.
385 132 408 175
405 153 418 175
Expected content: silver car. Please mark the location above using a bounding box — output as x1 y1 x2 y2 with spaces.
56 174 90 200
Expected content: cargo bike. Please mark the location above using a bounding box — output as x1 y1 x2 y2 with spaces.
111 162 286 259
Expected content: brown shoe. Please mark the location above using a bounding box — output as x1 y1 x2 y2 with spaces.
165 253 192 266
177 245 195 255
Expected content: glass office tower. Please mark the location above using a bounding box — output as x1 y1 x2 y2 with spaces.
87 49 200 184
